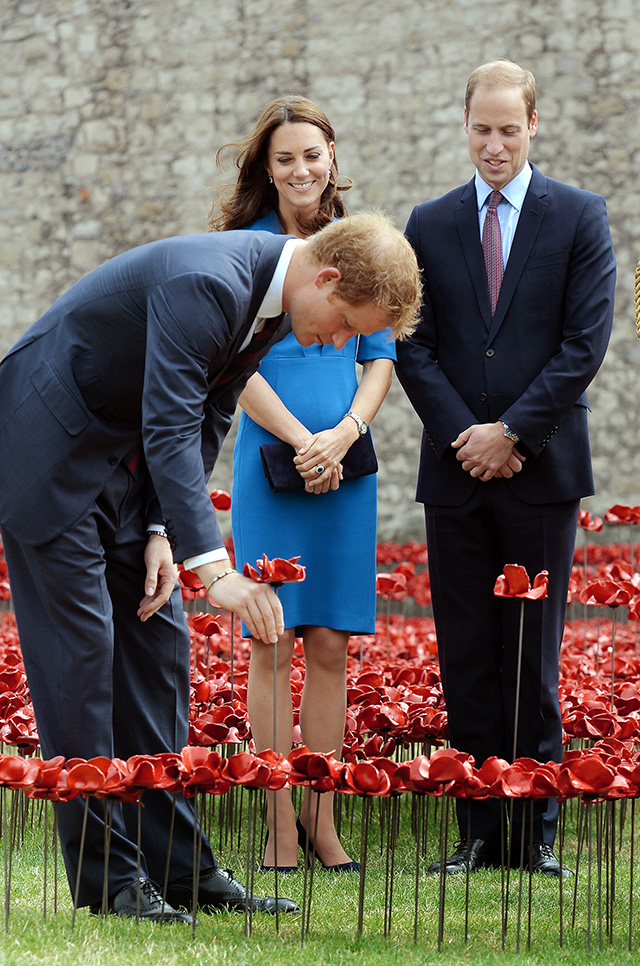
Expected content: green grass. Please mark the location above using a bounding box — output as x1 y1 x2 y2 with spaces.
0 791 639 965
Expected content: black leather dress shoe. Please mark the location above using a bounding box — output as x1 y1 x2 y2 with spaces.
91 878 194 923
166 867 300 914
428 839 497 874
523 843 573 878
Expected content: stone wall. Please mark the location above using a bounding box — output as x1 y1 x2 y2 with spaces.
2 0 639 542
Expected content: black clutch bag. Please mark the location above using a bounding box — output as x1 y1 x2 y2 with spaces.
259 432 378 493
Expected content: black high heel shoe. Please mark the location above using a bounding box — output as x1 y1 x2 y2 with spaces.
296 817 360 873
259 828 299 874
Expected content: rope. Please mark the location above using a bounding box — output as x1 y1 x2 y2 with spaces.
635 260 640 340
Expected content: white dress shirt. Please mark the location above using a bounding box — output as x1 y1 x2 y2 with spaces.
475 161 533 267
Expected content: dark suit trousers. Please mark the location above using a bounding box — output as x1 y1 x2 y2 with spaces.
2 463 215 906
424 480 579 850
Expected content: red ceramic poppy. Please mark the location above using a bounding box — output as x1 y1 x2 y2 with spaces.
579 509 604 532
399 756 445 795
556 753 631 800
0 753 43 790
579 579 632 607
487 761 534 798
529 761 561 798
428 748 475 784
210 489 232 511
604 504 640 525
287 747 342 791
178 748 229 795
24 756 73 801
178 567 205 595
376 572 408 600
494 564 549 600
66 759 112 794
628 596 640 621
120 754 165 789
362 733 397 759
0 665 27 693
0 706 40 750
338 760 392 796
242 554 306 586
191 612 223 636
221 750 289 790
356 702 408 734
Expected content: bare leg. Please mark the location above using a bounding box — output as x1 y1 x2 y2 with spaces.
298 625 353 866
247 628 299 867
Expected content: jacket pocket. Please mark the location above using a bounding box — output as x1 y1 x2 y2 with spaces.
30 361 89 436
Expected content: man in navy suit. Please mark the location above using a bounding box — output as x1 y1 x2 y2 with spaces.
396 60 616 877
0 212 419 920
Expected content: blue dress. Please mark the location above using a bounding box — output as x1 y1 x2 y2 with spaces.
231 213 396 635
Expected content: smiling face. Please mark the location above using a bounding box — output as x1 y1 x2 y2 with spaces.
464 85 537 190
287 268 389 349
265 122 335 234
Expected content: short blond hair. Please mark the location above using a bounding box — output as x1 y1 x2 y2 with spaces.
305 211 421 340
465 59 537 122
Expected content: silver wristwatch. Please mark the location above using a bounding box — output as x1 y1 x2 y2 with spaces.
346 410 368 436
501 421 520 444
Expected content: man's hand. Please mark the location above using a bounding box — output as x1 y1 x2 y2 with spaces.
452 422 526 481
493 449 526 478
137 534 179 622
197 567 285 645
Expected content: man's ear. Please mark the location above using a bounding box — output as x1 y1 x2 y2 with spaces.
314 266 342 288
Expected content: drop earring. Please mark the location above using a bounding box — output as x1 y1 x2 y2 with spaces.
268 175 273 184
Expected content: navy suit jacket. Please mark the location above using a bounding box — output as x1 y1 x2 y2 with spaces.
396 165 616 506
0 230 290 558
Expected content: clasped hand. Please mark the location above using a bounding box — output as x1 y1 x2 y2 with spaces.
452 422 525 482
293 427 348 494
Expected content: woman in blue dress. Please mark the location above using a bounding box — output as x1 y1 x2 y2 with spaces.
209 96 395 872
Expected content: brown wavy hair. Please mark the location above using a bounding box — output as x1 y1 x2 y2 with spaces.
306 211 422 341
208 94 351 235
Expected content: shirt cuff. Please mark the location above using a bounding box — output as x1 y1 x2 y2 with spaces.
146 524 167 536
183 547 229 570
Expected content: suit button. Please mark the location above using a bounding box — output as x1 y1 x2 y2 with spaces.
479 392 488 402
108 455 118 465
485 348 495 357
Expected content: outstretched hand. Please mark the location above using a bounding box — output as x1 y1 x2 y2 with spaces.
138 534 179 622
201 570 284 645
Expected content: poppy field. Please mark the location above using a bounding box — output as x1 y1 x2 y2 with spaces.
1 503 640 960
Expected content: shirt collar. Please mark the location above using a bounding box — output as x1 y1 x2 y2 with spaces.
474 161 532 212
256 238 300 318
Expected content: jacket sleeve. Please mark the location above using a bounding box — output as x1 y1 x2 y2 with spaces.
395 205 479 458
141 271 241 561
499 194 616 457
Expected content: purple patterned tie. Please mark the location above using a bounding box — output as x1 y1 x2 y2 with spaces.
482 190 504 316
216 314 284 386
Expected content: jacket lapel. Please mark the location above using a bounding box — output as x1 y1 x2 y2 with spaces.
207 233 289 391
455 178 493 330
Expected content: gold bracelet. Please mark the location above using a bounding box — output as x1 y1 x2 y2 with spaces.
205 568 236 597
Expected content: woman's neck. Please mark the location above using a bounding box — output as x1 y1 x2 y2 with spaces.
278 205 316 240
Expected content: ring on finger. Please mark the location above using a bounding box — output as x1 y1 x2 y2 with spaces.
315 464 325 475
